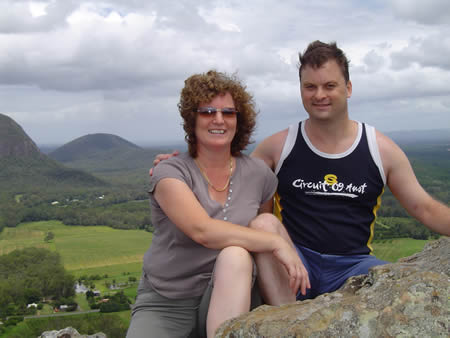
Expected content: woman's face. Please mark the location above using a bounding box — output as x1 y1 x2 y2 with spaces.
195 92 237 153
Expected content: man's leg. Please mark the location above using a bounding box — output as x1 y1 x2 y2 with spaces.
320 254 388 295
294 245 320 301
204 246 253 337
249 213 301 305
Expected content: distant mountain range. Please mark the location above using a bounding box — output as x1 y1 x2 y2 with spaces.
0 113 106 190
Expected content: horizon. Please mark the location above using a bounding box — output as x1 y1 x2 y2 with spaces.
33 127 450 150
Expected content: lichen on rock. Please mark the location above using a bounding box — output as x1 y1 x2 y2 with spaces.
216 237 450 337
39 327 106 338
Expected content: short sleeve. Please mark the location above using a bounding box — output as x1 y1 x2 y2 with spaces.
148 155 193 195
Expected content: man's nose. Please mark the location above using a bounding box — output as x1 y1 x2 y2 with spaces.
314 87 326 99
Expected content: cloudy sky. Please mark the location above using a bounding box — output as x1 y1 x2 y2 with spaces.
1 0 450 146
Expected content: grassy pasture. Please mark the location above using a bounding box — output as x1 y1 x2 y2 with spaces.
0 221 152 271
0 221 432 270
371 238 430 262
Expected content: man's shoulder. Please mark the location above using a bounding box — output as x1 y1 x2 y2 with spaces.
369 127 397 152
259 127 291 150
362 123 405 177
252 127 291 170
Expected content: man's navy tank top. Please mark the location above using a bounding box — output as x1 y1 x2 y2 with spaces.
274 121 386 255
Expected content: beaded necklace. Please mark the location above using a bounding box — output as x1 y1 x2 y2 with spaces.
195 157 233 192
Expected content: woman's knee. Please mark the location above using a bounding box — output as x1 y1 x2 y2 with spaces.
249 213 282 233
215 246 253 275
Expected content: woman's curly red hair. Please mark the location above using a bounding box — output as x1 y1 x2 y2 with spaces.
178 70 257 157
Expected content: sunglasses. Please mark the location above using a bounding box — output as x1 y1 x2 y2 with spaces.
195 107 239 117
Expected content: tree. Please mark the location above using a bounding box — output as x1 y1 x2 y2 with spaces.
44 231 54 242
24 288 42 304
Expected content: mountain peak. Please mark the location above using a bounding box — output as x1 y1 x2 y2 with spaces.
0 113 42 158
50 133 141 162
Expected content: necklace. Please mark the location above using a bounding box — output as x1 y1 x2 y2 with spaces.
195 157 233 192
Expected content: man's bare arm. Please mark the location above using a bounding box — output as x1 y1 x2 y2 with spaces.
251 129 288 171
378 131 450 236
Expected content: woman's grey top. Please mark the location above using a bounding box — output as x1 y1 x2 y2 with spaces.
144 152 277 299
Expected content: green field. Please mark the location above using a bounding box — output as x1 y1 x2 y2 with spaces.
371 238 430 262
0 221 152 271
0 221 151 295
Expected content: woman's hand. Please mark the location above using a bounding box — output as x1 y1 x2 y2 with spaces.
272 239 310 296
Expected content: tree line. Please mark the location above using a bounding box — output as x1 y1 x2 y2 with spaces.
0 247 75 319
0 188 153 233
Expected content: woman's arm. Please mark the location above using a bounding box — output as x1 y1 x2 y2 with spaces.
155 177 283 250
154 177 303 292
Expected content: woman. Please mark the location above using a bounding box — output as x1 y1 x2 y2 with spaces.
127 70 307 338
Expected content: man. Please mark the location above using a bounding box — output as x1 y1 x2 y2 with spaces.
250 40 449 301
152 41 450 302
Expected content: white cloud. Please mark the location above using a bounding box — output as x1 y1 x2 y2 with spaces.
390 34 450 70
198 5 241 32
391 0 450 25
29 1 49 17
0 0 449 146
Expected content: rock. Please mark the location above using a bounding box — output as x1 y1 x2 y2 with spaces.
39 327 106 338
216 237 450 337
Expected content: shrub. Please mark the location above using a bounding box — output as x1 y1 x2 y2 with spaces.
5 316 24 327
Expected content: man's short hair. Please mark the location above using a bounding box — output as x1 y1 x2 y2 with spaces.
299 41 350 83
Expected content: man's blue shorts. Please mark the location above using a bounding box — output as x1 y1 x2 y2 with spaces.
295 245 387 300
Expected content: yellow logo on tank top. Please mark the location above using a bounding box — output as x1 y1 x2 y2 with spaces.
324 174 338 185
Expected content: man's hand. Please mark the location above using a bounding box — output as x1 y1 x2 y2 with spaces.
149 150 180 176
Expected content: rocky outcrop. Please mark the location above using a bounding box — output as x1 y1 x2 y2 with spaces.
0 113 42 158
216 237 449 337
39 327 106 338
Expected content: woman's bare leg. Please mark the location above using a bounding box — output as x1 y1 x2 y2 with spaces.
206 246 253 337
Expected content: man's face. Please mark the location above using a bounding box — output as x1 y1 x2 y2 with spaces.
300 60 352 121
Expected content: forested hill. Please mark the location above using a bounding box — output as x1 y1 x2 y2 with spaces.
0 114 107 191
49 133 142 162
48 134 176 187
